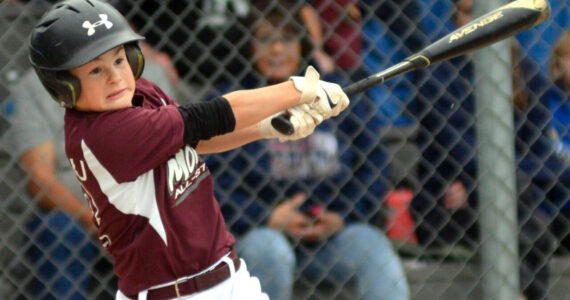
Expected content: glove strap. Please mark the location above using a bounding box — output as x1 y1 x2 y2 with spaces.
290 65 320 105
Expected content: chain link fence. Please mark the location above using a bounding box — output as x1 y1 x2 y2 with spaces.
1 0 569 299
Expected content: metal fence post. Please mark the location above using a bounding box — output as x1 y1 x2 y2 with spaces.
473 2 520 299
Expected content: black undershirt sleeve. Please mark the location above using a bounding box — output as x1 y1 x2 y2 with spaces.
177 97 236 148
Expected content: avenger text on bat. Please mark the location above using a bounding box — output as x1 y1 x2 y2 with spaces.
448 11 504 43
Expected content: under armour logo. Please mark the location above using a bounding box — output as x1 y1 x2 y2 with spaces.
82 14 113 36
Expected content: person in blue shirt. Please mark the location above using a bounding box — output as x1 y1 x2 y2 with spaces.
411 0 480 250
207 3 409 300
414 1 555 299
518 29 570 253
360 0 425 190
516 0 570 75
512 39 556 300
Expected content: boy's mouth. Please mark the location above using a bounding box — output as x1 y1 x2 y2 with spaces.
107 88 127 100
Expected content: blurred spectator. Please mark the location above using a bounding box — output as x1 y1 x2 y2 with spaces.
306 0 361 73
543 29 570 252
207 3 409 300
308 0 422 190
516 1 570 75
0 1 79 298
513 40 556 300
413 0 556 298
10 69 102 300
411 0 479 251
518 29 570 254
360 0 425 191
0 150 30 299
2 2 182 299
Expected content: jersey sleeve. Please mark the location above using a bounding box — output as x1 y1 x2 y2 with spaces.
82 105 185 182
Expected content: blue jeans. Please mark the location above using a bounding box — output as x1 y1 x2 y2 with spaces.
238 223 409 300
25 211 98 300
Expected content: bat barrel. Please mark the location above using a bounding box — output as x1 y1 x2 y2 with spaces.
411 0 551 67
271 0 551 136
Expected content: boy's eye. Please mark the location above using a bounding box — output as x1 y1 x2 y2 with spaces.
89 67 101 75
115 57 125 65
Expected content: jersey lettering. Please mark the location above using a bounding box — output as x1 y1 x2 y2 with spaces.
69 158 88 181
82 185 101 227
166 145 199 197
100 234 112 248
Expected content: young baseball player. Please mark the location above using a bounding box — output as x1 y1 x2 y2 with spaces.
28 1 348 299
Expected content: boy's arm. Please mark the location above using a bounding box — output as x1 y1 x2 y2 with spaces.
223 81 301 131
179 66 349 150
217 65 348 131
195 125 261 154
196 105 324 154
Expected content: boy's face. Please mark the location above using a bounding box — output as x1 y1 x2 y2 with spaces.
70 46 136 112
253 21 302 83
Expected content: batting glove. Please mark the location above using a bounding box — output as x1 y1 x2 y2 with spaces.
258 105 323 142
290 65 350 119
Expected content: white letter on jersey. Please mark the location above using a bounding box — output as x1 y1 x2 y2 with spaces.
69 158 88 181
166 145 198 194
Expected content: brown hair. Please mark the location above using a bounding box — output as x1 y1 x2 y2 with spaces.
511 41 528 109
549 30 570 88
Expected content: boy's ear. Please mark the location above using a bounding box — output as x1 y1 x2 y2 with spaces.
35 68 81 108
125 43 145 80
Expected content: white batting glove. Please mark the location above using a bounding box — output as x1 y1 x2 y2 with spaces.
290 65 350 119
258 105 322 141
297 104 324 125
291 65 320 105
312 80 350 118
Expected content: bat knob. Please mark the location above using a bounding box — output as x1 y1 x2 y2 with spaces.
271 113 294 136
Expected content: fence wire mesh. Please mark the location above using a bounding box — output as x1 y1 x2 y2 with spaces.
0 0 569 299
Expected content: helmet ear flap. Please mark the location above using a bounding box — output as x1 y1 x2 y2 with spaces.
35 68 81 108
125 43 145 79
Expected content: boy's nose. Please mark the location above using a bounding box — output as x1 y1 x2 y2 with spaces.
108 67 122 83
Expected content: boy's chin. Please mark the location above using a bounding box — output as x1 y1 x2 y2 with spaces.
79 100 131 112
106 99 133 110
106 93 135 109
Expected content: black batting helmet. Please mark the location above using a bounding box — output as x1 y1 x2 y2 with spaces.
29 0 145 108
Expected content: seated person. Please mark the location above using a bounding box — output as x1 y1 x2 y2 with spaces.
207 4 409 300
411 0 480 250
414 1 555 299
519 29 570 253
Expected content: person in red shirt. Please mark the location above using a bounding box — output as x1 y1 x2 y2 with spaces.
28 1 349 299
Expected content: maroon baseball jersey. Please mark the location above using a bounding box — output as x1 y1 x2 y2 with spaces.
64 78 235 296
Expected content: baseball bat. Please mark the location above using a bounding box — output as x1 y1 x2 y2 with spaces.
271 0 550 135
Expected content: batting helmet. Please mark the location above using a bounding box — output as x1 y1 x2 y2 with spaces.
29 0 145 108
